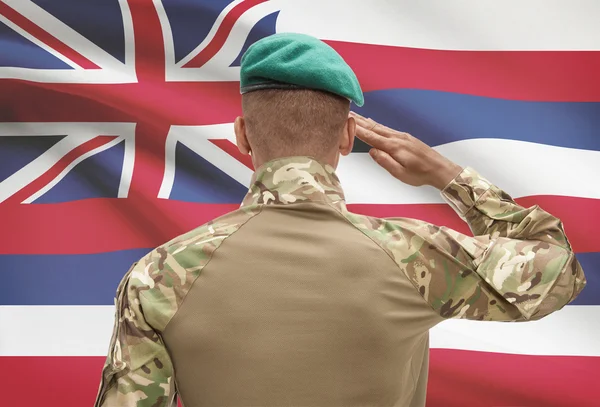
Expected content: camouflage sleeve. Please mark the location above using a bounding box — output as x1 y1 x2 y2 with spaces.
351 167 586 322
428 167 586 321
442 167 574 247
94 262 177 407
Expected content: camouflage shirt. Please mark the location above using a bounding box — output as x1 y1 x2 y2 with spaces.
95 156 586 407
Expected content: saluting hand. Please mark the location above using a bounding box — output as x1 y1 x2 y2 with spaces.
350 112 463 190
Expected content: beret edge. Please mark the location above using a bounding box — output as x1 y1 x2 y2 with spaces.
240 81 357 105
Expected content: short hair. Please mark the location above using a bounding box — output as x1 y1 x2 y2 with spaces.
241 89 350 161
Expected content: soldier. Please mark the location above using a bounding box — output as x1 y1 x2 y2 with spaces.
95 33 586 407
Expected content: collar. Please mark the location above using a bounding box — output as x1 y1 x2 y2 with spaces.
241 156 346 210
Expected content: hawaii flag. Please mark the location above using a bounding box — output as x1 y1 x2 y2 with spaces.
0 0 598 406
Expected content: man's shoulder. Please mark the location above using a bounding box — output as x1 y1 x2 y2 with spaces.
340 210 418 262
342 209 433 247
123 204 263 329
340 208 481 267
138 204 262 276
159 204 262 259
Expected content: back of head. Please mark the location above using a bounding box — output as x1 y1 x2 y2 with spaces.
237 32 363 167
241 88 350 162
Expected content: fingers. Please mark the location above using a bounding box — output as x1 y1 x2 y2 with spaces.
351 112 390 137
350 111 377 130
369 148 406 180
350 111 410 141
355 125 395 151
350 111 457 188
350 112 397 150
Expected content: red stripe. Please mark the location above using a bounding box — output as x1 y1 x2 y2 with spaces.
124 0 171 197
326 42 600 101
1 352 598 407
182 0 269 68
4 136 118 205
0 80 242 124
0 3 100 69
1 51 599 129
0 195 597 255
128 0 166 82
126 122 173 199
427 350 600 407
0 357 104 407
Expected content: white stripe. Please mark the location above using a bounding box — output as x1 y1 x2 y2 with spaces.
276 0 600 50
118 129 136 198
118 0 136 70
154 0 177 69
340 139 600 204
158 125 180 199
431 306 600 356
0 306 115 357
0 122 136 137
170 124 600 203
0 305 596 357
0 68 135 83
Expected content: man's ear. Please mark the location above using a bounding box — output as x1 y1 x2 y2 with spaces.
339 115 356 156
234 116 251 155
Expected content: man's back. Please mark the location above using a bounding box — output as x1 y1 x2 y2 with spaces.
96 157 585 407
165 181 437 406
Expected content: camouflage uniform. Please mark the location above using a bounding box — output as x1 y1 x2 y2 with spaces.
95 156 585 407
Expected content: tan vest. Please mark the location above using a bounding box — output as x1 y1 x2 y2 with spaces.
164 201 439 406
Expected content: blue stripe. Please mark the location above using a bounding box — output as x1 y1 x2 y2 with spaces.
571 252 599 306
353 90 600 152
1 249 150 305
0 22 72 69
1 250 597 306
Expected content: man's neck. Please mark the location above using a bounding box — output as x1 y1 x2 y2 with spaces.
251 151 339 170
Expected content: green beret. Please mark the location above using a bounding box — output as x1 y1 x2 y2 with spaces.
240 33 364 107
